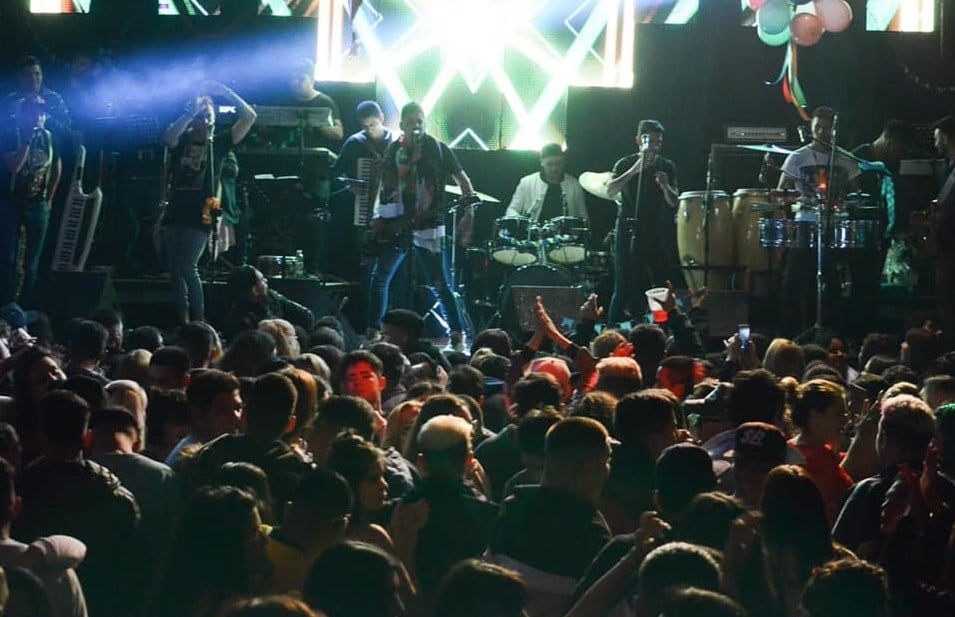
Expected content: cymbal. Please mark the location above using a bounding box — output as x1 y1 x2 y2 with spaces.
738 144 793 156
444 185 500 203
579 171 617 201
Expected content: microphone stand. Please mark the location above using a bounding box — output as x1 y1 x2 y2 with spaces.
630 137 649 256
205 126 221 281
816 112 840 328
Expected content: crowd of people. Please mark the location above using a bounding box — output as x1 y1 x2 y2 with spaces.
0 276 953 617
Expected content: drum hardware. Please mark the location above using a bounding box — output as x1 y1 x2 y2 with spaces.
540 216 590 265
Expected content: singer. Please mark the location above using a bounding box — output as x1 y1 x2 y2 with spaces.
160 81 256 325
505 142 588 223
367 101 474 339
0 56 70 305
605 119 680 324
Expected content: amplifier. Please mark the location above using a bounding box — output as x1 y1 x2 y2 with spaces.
725 125 789 143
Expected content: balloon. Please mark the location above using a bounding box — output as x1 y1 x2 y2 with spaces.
748 0 767 9
814 0 853 33
790 13 824 46
757 0 792 35
758 27 791 47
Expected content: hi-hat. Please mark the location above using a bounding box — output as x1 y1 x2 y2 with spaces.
445 185 500 203
738 144 793 156
579 171 617 201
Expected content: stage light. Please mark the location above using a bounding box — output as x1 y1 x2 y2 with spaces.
316 0 639 150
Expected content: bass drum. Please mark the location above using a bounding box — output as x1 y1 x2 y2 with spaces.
498 264 581 335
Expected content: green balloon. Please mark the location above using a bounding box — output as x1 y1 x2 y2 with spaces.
758 27 791 46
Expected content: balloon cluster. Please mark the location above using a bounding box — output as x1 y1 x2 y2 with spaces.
750 0 853 47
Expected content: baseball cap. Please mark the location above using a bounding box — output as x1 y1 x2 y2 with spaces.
0 302 37 331
729 421 787 466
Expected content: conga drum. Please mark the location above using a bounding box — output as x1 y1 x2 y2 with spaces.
677 191 733 290
732 189 788 294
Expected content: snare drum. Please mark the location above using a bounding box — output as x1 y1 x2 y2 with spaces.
257 255 284 278
542 216 589 264
677 191 733 290
490 216 538 266
732 189 787 272
831 219 880 250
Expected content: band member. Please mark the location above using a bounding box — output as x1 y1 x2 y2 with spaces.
605 119 679 324
330 101 396 328
0 56 71 305
849 119 912 336
161 81 256 325
285 59 343 148
777 106 860 335
931 116 955 347
369 101 474 337
506 143 588 223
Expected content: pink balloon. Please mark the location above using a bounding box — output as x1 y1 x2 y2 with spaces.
748 0 767 9
814 0 853 33
790 13 824 46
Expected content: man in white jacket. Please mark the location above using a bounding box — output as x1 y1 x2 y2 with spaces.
506 143 588 223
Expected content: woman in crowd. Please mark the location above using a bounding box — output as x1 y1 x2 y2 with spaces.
325 433 393 551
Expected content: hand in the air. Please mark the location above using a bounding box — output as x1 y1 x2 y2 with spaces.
578 293 604 322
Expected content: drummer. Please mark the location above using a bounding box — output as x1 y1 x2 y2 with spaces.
506 143 588 223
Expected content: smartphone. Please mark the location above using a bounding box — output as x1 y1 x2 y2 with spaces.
738 324 751 352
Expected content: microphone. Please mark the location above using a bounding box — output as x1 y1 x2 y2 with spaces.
797 125 809 144
758 152 771 186
640 134 651 149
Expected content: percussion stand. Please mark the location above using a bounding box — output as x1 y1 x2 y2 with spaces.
702 149 716 288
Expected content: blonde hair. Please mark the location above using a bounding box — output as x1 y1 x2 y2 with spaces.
259 318 299 358
114 349 152 389
107 379 149 446
763 338 806 380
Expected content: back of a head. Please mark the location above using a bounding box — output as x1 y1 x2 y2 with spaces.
382 309 424 342
881 363 918 386
801 558 888 617
325 433 382 499
417 415 472 478
220 596 320 617
630 324 667 365
177 322 217 368
90 406 139 443
259 319 299 358
304 541 399 617
186 369 240 413
592 329 626 359
448 365 484 401
151 346 191 381
432 559 526 617
679 492 746 551
470 328 512 358
638 542 721 615
39 390 90 452
760 465 831 561
729 369 784 427
922 374 955 407
316 396 376 440
791 379 846 430
655 443 716 515
614 389 679 447
511 373 562 417
763 338 805 380
660 587 747 617
865 354 899 376
904 327 944 376
367 342 405 385
70 319 108 361
220 330 277 377
310 326 344 352
59 374 106 411
879 394 935 461
859 333 898 369
595 356 644 398
246 373 298 438
570 391 617 434
516 409 562 458
126 325 164 354
544 417 609 476
291 468 353 523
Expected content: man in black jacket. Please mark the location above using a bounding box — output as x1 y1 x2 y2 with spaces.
221 265 314 341
14 391 141 617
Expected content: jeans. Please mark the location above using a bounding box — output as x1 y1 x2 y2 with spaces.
608 219 670 324
163 225 209 322
367 242 463 333
0 198 51 306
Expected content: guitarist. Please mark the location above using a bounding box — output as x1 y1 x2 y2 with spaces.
931 116 955 346
0 56 70 306
367 101 474 339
